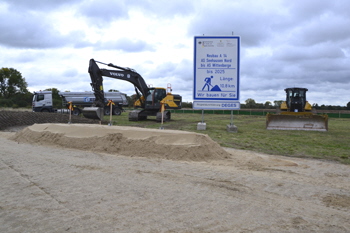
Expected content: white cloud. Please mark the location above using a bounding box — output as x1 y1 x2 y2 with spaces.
0 0 349 106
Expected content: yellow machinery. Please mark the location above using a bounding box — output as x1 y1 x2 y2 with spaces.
266 87 328 131
82 59 182 121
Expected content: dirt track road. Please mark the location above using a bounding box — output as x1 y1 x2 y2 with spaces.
1 131 349 233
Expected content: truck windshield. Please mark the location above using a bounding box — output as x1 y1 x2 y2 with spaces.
33 94 44 101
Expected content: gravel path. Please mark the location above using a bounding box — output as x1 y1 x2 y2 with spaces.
0 130 349 233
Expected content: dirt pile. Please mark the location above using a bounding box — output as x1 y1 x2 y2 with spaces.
10 123 230 161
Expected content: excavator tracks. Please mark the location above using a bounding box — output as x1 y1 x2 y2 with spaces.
156 111 171 122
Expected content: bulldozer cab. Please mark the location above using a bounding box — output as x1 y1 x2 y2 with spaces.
285 87 307 112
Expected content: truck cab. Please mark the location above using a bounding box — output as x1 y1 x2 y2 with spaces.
32 91 55 112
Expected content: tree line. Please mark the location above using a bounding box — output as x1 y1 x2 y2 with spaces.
1 67 349 110
242 98 350 110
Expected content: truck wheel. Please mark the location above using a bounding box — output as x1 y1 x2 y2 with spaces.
72 109 80 116
104 107 110 116
113 108 122 115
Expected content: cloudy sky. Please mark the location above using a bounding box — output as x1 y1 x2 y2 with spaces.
1 0 349 106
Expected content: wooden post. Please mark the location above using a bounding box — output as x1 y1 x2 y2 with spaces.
160 102 165 129
68 101 73 124
107 100 115 126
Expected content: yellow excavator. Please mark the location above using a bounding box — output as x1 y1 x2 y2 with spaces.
82 59 182 121
266 87 328 131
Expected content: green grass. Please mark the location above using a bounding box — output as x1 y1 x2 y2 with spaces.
104 112 350 164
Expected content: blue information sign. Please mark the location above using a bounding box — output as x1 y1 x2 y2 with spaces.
193 36 240 110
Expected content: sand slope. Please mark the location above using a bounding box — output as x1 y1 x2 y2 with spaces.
1 125 349 232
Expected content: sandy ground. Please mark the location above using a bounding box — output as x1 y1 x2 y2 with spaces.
0 124 349 233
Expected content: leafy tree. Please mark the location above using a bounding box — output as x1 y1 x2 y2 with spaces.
264 101 272 109
0 67 31 107
240 103 247 108
273 100 284 108
245 98 256 108
182 102 193 108
129 94 139 107
108 89 119 92
0 68 28 98
347 102 350 110
255 103 264 109
11 92 32 108
0 98 13 107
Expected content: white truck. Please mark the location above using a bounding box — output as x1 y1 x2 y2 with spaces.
32 91 128 116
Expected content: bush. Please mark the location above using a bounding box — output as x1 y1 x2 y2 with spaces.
0 99 13 107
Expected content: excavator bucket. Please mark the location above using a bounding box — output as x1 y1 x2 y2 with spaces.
266 113 328 131
82 107 104 121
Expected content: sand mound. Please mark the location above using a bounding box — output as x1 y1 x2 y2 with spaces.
10 123 230 161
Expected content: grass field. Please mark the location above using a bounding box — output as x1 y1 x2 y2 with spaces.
104 111 350 165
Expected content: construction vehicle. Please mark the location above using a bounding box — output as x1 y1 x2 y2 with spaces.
82 59 182 121
32 90 128 115
32 91 56 113
266 87 328 131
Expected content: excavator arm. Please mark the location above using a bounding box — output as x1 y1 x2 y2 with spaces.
83 59 151 120
88 59 150 108
87 59 104 108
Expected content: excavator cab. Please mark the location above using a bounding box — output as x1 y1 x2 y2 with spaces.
133 88 165 109
266 87 328 131
145 88 166 108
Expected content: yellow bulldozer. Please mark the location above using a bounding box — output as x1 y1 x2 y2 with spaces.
266 87 328 131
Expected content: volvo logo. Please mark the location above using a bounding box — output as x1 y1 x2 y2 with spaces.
110 72 124 77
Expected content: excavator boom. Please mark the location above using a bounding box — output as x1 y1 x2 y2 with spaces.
82 59 151 120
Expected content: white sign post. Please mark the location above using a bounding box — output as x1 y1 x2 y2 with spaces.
193 36 240 131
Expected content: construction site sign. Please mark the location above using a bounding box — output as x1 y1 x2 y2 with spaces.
193 36 240 110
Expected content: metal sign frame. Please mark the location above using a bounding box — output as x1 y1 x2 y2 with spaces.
193 36 240 110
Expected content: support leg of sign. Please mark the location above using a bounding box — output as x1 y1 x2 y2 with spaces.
227 110 238 133
197 109 206 130
201 109 204 123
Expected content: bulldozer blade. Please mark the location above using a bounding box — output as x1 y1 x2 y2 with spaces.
82 107 104 120
266 114 328 131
